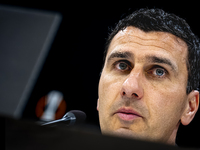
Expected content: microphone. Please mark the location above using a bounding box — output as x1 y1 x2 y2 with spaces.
41 110 86 126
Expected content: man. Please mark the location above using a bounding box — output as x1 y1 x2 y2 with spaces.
97 8 200 145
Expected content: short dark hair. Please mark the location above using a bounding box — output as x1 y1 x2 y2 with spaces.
104 8 200 94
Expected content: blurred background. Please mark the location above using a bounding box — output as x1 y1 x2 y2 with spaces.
1 1 199 148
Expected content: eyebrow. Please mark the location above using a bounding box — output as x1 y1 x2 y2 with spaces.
107 51 133 63
107 50 177 72
146 55 177 73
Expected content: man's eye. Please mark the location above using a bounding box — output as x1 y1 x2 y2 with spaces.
114 61 131 71
150 68 167 78
155 68 165 76
118 63 128 70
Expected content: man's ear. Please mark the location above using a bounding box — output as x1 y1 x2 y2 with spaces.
181 90 199 126
97 98 99 111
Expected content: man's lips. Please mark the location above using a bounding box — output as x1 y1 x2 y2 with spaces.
114 108 142 121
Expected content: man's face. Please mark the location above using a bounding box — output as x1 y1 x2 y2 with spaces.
98 26 189 144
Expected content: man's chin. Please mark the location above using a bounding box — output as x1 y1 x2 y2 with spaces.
103 128 142 140
102 128 176 145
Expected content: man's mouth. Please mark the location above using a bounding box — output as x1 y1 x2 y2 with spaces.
115 107 142 121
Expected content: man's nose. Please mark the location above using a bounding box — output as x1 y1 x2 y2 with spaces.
120 71 144 99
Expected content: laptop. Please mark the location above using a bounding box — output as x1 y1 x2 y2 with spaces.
0 4 62 119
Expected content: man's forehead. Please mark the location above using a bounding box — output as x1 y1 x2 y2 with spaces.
108 26 188 56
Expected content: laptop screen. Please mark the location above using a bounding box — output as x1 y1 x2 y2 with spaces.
0 5 62 119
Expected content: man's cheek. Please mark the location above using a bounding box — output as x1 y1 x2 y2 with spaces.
100 74 121 96
98 76 122 113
